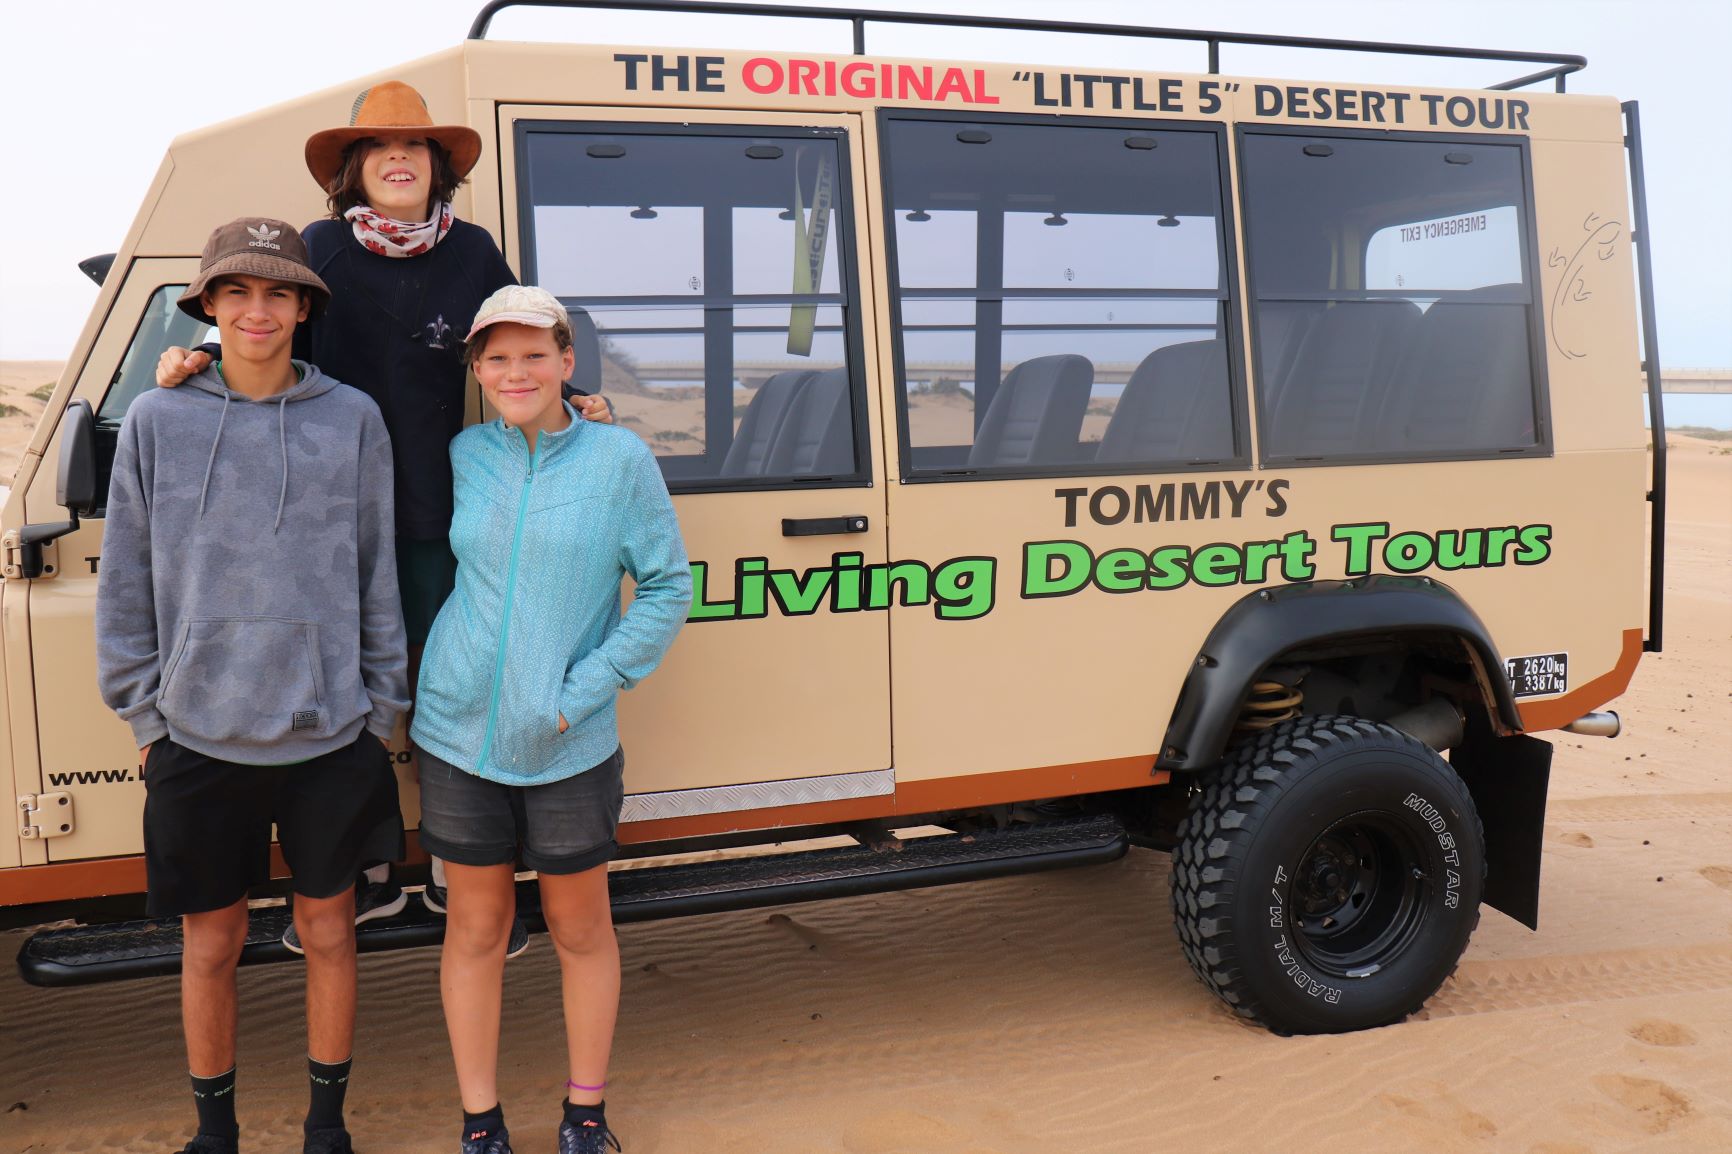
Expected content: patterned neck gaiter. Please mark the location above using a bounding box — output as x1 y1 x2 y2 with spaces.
345 200 453 257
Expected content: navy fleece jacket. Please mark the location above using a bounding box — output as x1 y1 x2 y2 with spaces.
300 218 514 540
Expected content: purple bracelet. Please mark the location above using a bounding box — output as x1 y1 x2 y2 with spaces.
568 1079 607 1093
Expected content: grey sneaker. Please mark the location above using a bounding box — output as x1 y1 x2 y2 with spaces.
421 884 448 915
302 1127 353 1154
355 877 409 925
460 1123 512 1154
558 1116 621 1154
283 878 408 954
505 915 530 959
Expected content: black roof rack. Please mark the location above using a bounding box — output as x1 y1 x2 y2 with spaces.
468 0 1586 92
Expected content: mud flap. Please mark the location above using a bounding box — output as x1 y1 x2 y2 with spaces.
1449 728 1552 930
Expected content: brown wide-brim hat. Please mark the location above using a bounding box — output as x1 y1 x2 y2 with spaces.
178 217 331 320
304 80 483 190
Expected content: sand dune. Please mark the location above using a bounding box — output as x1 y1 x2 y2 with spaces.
0 361 59 484
1 371 1728 1153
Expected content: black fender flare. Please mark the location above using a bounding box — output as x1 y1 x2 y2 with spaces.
1158 575 1521 772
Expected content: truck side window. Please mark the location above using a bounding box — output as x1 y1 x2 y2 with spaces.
1240 132 1545 463
93 284 209 510
99 285 207 424
518 124 867 490
882 115 1240 478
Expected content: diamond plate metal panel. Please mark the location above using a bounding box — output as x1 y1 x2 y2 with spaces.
620 768 894 823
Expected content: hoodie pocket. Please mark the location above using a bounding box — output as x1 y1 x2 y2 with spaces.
160 616 326 745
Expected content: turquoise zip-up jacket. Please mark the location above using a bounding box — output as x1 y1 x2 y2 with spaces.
410 404 691 785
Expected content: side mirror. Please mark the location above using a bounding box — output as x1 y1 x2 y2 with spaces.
57 399 99 517
6 399 96 579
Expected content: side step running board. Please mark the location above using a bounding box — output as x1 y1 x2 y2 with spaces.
16 814 1127 987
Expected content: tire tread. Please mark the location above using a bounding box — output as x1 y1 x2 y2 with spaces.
1169 714 1487 1034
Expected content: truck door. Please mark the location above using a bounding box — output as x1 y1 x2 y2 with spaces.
498 108 893 822
13 259 203 861
873 113 1249 784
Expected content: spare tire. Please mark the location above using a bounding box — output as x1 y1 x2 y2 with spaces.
1171 714 1485 1034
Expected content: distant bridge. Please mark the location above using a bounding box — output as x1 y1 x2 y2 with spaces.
1657 369 1731 394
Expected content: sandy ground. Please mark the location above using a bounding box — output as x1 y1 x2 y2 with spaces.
0 362 59 484
1 367 1729 1152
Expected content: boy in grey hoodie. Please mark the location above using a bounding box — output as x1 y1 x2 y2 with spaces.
96 217 408 1154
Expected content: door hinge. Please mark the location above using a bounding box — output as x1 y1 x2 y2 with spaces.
1 530 23 580
18 791 75 839
1 526 65 580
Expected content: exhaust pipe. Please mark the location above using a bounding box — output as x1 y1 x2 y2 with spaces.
1386 699 1466 752
1562 710 1621 738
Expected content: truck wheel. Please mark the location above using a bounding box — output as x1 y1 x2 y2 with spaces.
1170 714 1485 1034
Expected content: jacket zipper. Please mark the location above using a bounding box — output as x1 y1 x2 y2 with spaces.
477 434 541 774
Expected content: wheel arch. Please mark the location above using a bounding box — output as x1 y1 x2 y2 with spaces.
1158 575 1521 773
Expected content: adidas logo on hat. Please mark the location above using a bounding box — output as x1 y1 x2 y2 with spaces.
246 223 283 250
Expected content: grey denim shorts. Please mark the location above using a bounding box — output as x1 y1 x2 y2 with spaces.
414 745 624 875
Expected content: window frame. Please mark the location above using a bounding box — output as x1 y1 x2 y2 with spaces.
96 283 196 423
513 117 875 495
91 280 209 516
1235 123 1553 468
878 109 1249 484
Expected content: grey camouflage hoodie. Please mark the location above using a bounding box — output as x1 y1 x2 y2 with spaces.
97 362 409 764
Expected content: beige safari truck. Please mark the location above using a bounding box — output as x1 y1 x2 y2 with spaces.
2 2 1668 1035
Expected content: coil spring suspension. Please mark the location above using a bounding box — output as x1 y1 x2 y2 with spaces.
1234 678 1304 732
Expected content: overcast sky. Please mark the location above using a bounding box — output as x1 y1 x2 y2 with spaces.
1 0 1727 366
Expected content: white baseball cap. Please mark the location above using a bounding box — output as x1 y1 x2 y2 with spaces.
465 283 572 342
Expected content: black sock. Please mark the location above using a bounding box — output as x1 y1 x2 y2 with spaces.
563 1098 606 1126
190 1068 239 1140
305 1056 352 1133
463 1104 506 1144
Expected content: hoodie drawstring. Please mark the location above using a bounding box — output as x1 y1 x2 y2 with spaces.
192 366 317 527
197 392 232 517
275 395 289 533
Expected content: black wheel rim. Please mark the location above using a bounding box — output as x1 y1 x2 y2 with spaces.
1289 813 1429 978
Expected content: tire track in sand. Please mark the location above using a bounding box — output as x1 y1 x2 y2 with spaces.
1419 942 1732 1019
1545 792 1732 823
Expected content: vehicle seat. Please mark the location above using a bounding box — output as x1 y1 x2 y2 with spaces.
966 353 1094 468
721 370 816 476
763 366 854 476
1097 338 1234 464
566 306 602 394
1376 285 1533 452
1264 300 1420 458
1250 302 1313 416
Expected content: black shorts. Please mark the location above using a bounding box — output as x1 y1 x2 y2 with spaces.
142 733 404 918
415 745 623 875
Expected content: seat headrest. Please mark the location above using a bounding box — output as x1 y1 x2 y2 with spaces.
566 306 602 393
966 352 1094 468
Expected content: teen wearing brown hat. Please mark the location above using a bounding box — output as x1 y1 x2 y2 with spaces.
157 80 612 946
98 218 408 1154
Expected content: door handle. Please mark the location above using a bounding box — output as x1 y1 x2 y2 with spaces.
782 515 869 537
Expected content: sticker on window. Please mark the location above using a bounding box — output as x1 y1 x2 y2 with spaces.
1505 652 1568 698
787 146 834 356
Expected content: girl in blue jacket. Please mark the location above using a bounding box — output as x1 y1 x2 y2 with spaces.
410 284 690 1154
